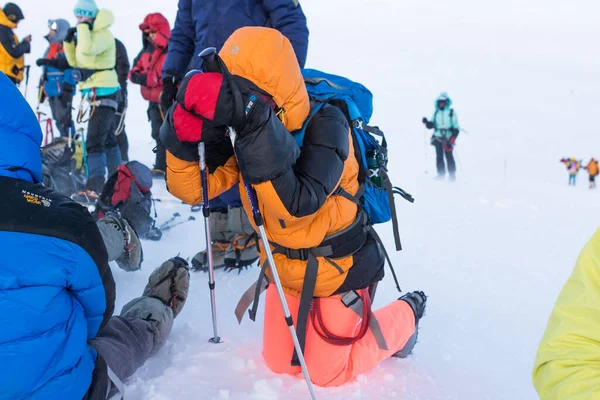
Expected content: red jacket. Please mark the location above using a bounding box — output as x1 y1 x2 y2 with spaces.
130 13 171 103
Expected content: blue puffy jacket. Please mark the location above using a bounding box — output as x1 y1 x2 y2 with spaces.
163 0 309 78
164 0 309 208
0 72 115 399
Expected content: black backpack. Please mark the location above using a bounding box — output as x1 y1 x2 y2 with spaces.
96 161 161 240
41 137 86 196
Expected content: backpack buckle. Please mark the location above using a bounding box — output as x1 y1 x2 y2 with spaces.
353 119 363 130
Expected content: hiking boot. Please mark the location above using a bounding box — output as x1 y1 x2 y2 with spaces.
102 211 143 271
399 290 427 322
224 234 259 273
151 168 165 178
392 291 427 358
144 256 190 317
191 240 230 272
144 226 163 241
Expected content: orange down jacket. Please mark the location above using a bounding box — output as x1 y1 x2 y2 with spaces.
161 27 384 297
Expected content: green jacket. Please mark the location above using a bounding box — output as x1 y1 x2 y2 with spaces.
431 93 459 139
63 9 119 90
533 229 600 399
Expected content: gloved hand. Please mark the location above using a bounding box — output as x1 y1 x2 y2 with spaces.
64 27 77 43
450 127 459 138
160 77 179 115
78 21 93 30
449 136 456 145
422 117 435 130
130 71 147 86
23 35 32 43
35 58 48 67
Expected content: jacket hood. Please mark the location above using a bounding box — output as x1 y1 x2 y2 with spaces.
93 9 114 31
0 9 16 29
436 92 453 108
46 19 70 44
219 27 309 132
0 73 43 183
140 13 170 38
140 13 170 49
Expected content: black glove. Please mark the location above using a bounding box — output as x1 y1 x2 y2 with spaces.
422 117 435 130
130 72 148 86
64 27 77 43
59 83 75 104
160 77 179 115
450 128 459 139
36 58 49 67
79 21 93 30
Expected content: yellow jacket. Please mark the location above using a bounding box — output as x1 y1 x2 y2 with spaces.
63 9 119 90
533 229 600 399
0 9 28 82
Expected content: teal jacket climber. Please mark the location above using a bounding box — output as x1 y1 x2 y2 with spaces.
426 93 460 139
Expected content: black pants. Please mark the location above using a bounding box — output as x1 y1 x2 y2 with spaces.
433 140 456 176
148 102 166 171
49 96 74 137
84 296 173 399
115 111 129 162
86 93 121 192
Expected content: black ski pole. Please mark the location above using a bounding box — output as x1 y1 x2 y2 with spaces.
199 142 221 344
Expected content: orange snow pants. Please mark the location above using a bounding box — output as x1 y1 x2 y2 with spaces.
262 286 416 387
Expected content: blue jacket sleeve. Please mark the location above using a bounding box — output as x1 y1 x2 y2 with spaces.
67 246 111 340
163 0 196 78
263 0 309 68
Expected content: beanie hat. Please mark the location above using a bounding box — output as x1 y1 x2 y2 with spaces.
3 3 24 22
73 0 98 18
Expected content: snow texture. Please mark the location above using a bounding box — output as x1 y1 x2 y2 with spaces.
18 0 600 398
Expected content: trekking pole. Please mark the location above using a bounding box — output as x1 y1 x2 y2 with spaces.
160 215 196 231
23 65 30 98
228 127 317 400
198 142 222 344
78 127 89 178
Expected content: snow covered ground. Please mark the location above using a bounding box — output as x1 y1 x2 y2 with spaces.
19 0 600 398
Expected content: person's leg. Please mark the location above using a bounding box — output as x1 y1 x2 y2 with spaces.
49 97 67 138
191 209 233 271
104 115 122 176
224 206 259 270
97 212 143 271
115 109 129 162
54 96 73 138
445 147 456 180
148 102 166 172
86 106 114 192
90 257 189 381
262 286 420 388
433 140 445 177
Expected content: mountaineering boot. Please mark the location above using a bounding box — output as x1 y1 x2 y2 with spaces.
191 240 230 272
224 234 259 272
101 211 143 271
143 256 190 317
392 291 427 358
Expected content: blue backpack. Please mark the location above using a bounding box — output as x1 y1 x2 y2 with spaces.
294 69 414 252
